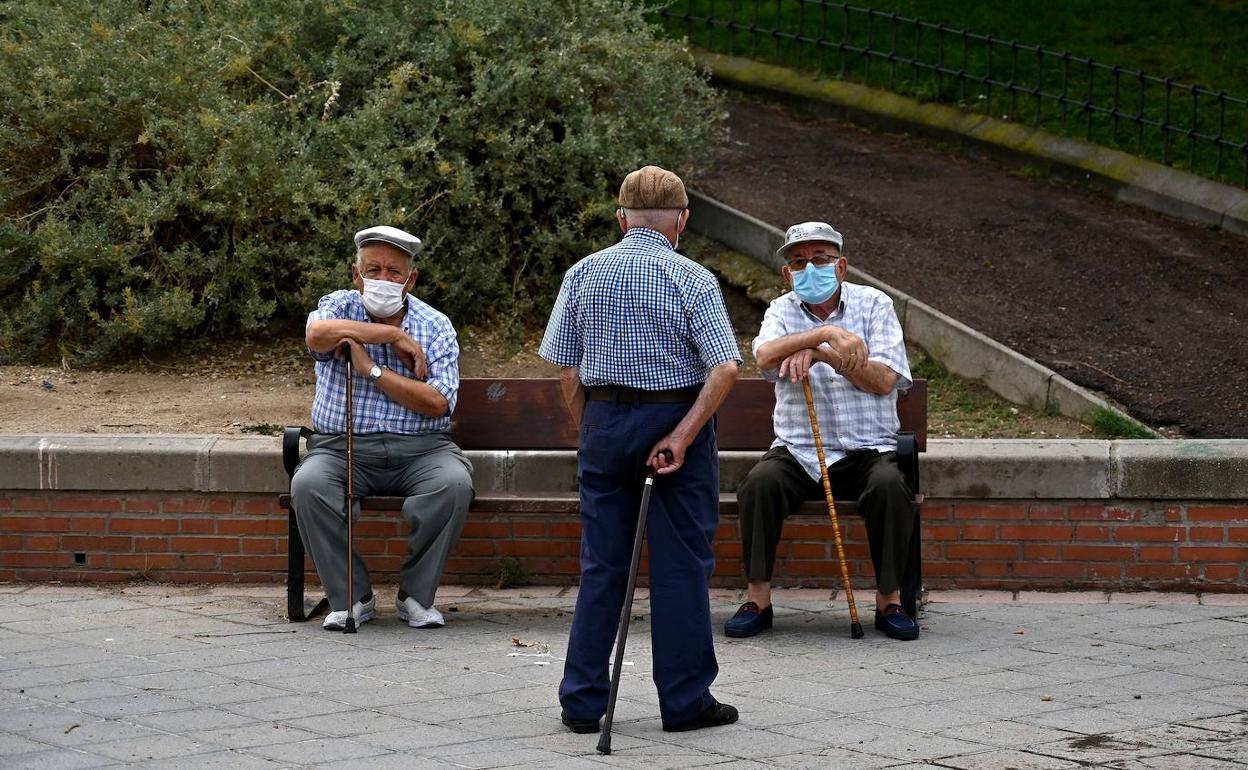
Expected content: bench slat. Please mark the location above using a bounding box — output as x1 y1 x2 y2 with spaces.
449 378 926 451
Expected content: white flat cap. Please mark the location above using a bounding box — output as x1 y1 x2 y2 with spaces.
354 225 422 258
775 221 843 260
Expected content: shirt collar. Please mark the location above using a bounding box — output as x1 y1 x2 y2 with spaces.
623 227 676 251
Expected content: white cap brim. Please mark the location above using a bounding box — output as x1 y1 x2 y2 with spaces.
354 225 422 258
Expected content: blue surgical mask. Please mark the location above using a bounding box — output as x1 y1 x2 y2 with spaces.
792 263 839 304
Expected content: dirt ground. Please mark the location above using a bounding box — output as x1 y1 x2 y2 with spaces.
3 94 1242 438
701 97 1248 438
0 331 557 436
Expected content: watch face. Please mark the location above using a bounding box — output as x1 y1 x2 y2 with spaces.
369 365 382 380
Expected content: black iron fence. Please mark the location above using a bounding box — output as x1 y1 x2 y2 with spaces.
649 1 1248 188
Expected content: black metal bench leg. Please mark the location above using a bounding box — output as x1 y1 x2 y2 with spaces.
900 502 923 619
286 504 329 622
287 507 307 621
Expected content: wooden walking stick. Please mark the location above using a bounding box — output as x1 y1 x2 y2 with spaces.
802 377 864 639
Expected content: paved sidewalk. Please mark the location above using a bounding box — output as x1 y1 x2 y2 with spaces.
1 584 1246 769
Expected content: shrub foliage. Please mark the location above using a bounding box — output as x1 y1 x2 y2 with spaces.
0 0 722 363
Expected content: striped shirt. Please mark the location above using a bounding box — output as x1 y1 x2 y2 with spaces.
540 227 742 389
307 289 459 435
754 283 912 481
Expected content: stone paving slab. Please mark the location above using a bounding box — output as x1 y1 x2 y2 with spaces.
1 584 1246 769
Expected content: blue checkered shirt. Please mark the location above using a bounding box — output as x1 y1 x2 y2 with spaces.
540 228 742 388
754 283 912 481
307 289 459 435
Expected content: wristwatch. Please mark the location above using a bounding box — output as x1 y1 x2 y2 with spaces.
367 364 386 382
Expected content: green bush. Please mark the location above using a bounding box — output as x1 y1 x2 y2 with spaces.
0 0 723 364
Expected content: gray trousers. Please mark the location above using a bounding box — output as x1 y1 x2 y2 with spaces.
290 432 474 611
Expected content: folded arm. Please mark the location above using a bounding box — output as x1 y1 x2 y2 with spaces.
341 339 448 417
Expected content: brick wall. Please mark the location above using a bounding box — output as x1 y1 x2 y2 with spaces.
2 492 1245 590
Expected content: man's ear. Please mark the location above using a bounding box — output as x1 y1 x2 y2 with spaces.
781 264 794 288
404 268 419 293
616 208 628 234
676 208 689 234
351 262 362 290
836 256 848 282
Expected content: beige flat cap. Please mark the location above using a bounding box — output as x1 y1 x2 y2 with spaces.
617 165 688 209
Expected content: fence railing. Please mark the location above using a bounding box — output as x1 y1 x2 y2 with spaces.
649 1 1248 188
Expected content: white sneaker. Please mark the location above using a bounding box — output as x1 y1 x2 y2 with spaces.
396 595 445 628
323 595 376 630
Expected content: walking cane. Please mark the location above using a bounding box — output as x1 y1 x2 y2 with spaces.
597 451 669 755
341 342 357 634
802 377 864 639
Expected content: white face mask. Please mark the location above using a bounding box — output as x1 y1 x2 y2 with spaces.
359 276 406 318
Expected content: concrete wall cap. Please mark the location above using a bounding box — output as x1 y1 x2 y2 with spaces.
1 435 1244 500
1113 440 1248 499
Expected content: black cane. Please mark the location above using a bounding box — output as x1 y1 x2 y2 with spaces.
341 342 357 634
597 450 671 755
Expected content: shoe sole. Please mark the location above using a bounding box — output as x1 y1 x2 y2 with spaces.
882 628 920 640
323 608 375 631
875 620 920 641
663 709 739 732
561 718 600 734
724 616 772 638
396 608 445 629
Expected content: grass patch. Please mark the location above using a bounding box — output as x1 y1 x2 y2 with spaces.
241 423 283 436
1087 407 1155 439
494 556 531 590
908 347 1090 438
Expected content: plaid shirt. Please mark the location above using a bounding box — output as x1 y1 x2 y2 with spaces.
754 283 912 481
307 289 459 435
540 228 742 388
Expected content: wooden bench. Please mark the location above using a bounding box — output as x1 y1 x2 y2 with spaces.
280 377 927 621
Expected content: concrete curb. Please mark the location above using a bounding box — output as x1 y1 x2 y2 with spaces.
687 190 1155 434
697 51 1248 238
3 434 1246 499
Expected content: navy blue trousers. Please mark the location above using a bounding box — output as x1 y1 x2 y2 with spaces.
558 399 720 728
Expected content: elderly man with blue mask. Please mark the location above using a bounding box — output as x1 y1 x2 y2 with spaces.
292 225 474 633
725 222 920 642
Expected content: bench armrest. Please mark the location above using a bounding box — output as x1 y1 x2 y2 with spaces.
897 431 920 495
283 426 313 479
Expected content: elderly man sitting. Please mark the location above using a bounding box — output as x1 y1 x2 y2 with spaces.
726 221 920 641
291 225 474 631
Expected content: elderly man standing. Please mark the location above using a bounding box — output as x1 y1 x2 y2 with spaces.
541 166 742 733
725 222 919 641
291 225 474 632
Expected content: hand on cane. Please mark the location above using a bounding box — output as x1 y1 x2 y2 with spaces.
647 438 685 475
337 339 374 374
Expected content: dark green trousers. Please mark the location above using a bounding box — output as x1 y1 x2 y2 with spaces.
738 446 913 594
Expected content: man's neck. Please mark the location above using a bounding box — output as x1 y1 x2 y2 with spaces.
625 225 678 249
802 290 841 321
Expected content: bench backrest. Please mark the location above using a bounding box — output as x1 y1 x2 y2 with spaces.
451 378 927 452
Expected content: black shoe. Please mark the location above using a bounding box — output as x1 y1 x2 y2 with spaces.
560 709 600 734
662 700 739 732
724 602 773 638
874 604 920 641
